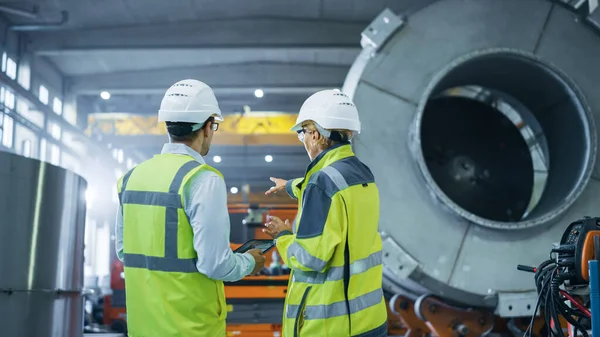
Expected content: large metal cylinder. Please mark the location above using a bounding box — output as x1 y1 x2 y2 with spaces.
0 151 87 337
344 0 600 317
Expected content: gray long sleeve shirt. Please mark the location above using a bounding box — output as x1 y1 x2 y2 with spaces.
115 143 255 282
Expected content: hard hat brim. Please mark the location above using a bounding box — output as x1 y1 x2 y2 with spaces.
290 121 303 132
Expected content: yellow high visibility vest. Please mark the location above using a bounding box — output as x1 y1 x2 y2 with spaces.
117 153 227 337
277 143 388 337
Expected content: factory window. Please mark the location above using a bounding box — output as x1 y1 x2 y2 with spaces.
16 99 28 114
0 87 4 104
6 57 17 80
127 157 134 169
22 139 32 158
2 115 14 148
50 143 60 166
112 185 118 203
38 85 49 105
53 97 63 115
1 53 5 72
16 100 44 128
48 121 61 140
39 138 47 161
117 149 124 163
112 148 118 159
4 90 15 111
64 105 77 126
17 61 31 90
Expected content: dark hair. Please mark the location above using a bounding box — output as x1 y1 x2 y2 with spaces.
166 117 214 142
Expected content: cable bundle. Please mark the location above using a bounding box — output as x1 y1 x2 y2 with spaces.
523 257 591 337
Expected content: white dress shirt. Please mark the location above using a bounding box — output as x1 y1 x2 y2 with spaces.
115 143 255 282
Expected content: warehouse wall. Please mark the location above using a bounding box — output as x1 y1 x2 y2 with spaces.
31 56 63 95
0 15 19 59
0 13 128 283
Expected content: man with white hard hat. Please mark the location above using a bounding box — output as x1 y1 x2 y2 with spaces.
263 89 388 336
114 79 266 337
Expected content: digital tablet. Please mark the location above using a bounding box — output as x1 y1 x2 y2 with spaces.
233 239 276 254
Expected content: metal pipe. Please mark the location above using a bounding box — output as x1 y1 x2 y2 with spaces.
0 5 38 19
10 11 69 31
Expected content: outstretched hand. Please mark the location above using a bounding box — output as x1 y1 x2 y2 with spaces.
265 177 287 195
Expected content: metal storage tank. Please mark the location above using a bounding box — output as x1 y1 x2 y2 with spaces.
343 0 600 317
0 151 87 337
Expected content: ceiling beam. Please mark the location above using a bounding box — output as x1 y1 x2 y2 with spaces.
25 18 366 54
66 62 348 95
89 111 303 147
78 86 328 96
98 133 300 147
88 112 300 136
77 92 309 115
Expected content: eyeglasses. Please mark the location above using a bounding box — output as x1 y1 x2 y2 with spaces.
211 122 219 131
296 128 313 142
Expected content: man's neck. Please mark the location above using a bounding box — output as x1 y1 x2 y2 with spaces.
171 141 203 156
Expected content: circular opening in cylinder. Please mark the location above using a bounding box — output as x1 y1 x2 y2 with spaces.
414 50 595 229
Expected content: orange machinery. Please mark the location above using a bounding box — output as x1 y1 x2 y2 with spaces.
224 204 296 337
103 204 298 336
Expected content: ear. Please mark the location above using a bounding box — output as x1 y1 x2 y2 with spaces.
312 129 322 141
201 121 212 137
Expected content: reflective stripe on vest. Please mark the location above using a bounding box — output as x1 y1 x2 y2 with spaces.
285 288 384 320
118 160 200 273
292 250 382 284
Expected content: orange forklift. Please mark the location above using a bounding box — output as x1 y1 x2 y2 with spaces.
103 204 297 336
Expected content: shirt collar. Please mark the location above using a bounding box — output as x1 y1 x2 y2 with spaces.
161 143 206 164
305 141 353 173
295 141 354 190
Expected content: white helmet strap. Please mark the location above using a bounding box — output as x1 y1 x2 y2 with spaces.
313 122 351 142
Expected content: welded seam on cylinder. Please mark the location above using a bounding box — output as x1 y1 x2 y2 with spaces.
444 223 472 284
27 162 45 290
533 3 555 54
360 80 419 106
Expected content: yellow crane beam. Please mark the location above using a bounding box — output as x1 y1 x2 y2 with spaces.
87 111 300 146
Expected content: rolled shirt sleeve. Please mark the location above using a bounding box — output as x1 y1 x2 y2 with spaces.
184 171 256 282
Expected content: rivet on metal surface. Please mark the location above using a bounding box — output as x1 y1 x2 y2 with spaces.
454 323 469 335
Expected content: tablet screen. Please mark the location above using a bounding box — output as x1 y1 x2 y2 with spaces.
234 239 275 254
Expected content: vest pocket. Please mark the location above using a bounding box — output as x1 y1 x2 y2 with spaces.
216 281 227 320
294 286 312 337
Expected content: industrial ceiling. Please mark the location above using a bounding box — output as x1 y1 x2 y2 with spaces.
0 0 425 194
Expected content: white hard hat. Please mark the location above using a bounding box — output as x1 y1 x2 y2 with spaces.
291 89 361 133
158 79 224 123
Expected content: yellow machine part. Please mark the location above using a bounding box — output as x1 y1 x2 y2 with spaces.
87 111 300 146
